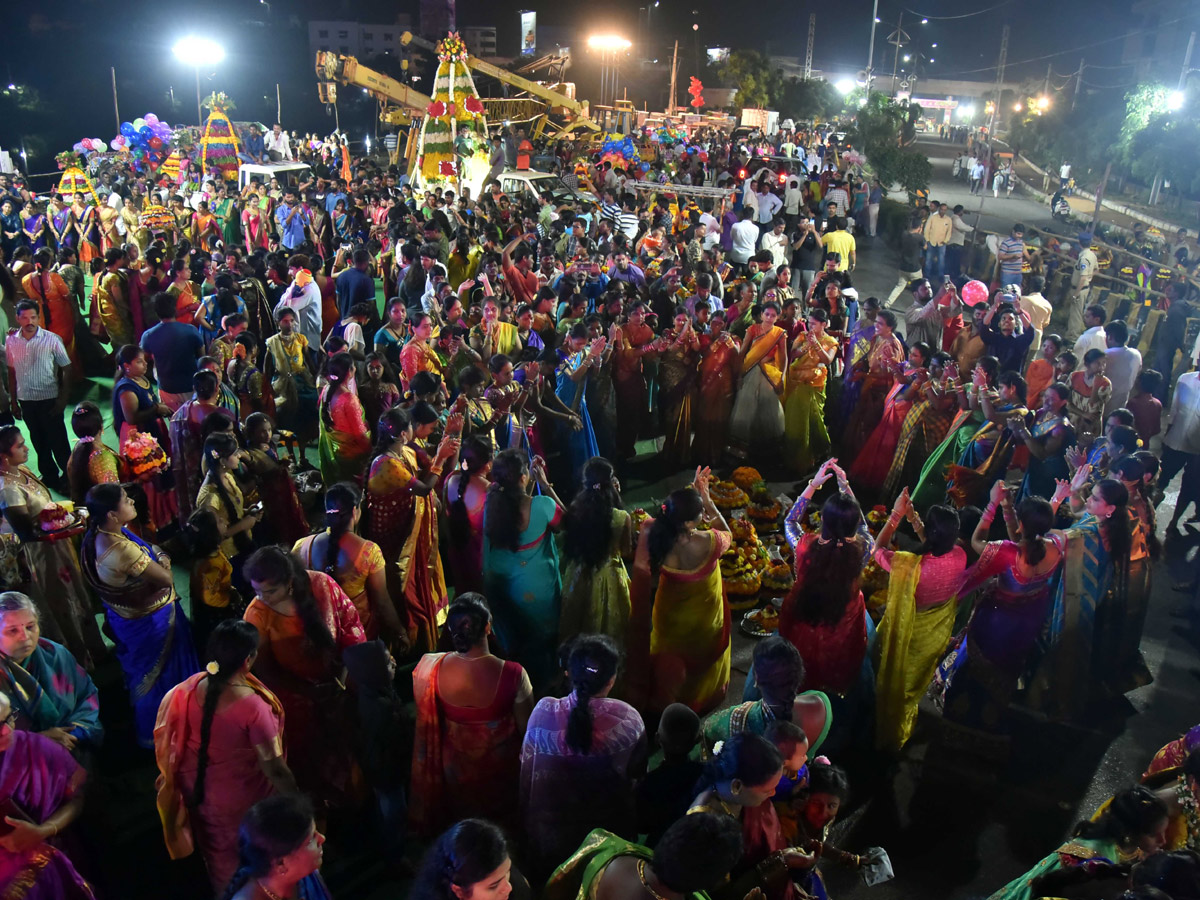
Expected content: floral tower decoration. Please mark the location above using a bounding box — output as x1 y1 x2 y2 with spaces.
418 32 491 191
53 152 100 206
199 92 241 183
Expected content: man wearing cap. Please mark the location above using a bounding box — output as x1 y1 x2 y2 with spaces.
1067 232 1099 341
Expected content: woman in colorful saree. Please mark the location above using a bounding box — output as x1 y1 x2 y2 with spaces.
410 594 533 837
881 353 958 501
399 313 445 389
730 301 788 454
0 428 106 671
694 314 741 467
872 498 967 753
560 457 632 646
910 356 1000 513
838 297 879 428
443 437 492 598
842 309 904 461
1029 477 1132 723
169 371 234 521
21 201 46 253
0 592 102 755
987 786 1168 900
317 353 371 486
612 301 658 460
555 325 605 481
657 307 701 468
365 406 459 654
849 340 932 491
469 296 523 361
688 732 816 900
293 482 403 646
1013 382 1075 503
220 794 331 900
66 402 119 507
410 819 520 900
21 249 79 370
519 635 647 881
784 308 840 474
0 689 95 900
241 546 366 812
112 345 178 534
1067 348 1112 440
482 449 565 692
545 810 744 900
945 371 1028 510
934 489 1064 748
80 483 200 748
154 620 297 892
485 354 540 457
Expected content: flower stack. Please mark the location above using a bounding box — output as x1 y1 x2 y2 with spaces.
418 32 490 189
200 93 241 183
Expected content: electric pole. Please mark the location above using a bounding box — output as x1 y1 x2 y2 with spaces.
888 12 908 96
1072 58 1084 110
866 0 879 93
805 14 816 80
1043 62 1051 99
985 24 1008 138
1180 31 1196 90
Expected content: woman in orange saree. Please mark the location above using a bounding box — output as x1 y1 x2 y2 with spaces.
694 315 741 467
612 303 658 460
21 249 80 371
848 341 933 492
399 313 444 392
730 301 787 453
409 595 533 837
363 406 459 653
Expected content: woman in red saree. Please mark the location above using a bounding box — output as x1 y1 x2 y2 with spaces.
21 249 80 372
409 595 533 837
842 309 904 460
242 547 366 811
612 302 658 460
693 315 741 466
364 406 460 653
848 341 933 492
657 308 701 468
882 352 960 501
399 313 445 392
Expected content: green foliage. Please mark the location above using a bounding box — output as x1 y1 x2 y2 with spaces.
716 50 784 111
779 78 842 121
847 93 931 198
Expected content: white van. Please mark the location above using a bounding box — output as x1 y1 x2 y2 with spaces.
237 162 313 193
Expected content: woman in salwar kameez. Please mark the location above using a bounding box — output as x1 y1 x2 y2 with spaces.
657 310 701 469
364 406 459 654
693 316 740 467
730 302 788 454
842 309 904 461
784 309 840 475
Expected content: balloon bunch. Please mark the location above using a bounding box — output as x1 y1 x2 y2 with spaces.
72 137 109 154
598 133 639 170
114 113 174 171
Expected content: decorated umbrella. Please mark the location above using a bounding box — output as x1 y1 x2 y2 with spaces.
418 32 490 190
199 92 241 183
139 204 174 231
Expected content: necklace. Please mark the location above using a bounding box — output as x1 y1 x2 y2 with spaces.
636 860 673 900
256 880 287 900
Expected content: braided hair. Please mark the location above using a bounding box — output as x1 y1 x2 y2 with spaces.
243 546 335 654
448 436 492 548
484 449 529 553
202 432 251 554
219 794 316 900
564 634 620 754
320 482 361 579
410 819 510 900
445 593 491 653
191 621 259 808
320 352 356 429
563 457 624 571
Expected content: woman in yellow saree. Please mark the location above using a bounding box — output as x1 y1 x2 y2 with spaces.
468 297 522 363
871 497 967 752
784 309 839 473
628 470 732 715
730 301 787 452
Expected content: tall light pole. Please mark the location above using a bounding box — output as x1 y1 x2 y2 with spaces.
866 0 880 94
587 34 631 107
173 36 226 125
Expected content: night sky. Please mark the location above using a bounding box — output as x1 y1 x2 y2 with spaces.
0 0 1188 179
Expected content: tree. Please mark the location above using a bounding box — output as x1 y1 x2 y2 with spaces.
779 78 841 121
848 93 931 198
716 50 785 110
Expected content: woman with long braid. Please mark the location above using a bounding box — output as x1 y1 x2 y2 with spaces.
154 620 296 892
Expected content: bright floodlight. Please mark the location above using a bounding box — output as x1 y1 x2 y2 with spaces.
957 104 975 118
587 34 632 52
921 17 929 23
1167 90 1185 111
1036 96 1050 109
835 78 856 95
173 36 225 66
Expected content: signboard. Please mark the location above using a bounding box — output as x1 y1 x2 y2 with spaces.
912 98 959 110
520 11 536 55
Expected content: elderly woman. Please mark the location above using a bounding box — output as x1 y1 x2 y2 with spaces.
0 426 106 671
81 483 199 748
0 689 95 899
0 592 102 757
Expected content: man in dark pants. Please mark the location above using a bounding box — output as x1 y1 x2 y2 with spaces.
5 301 72 491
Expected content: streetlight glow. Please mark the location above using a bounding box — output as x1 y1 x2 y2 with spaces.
957 104 975 118
921 17 928 23
1036 96 1050 110
586 34 632 52
172 35 226 66
1168 90 1185 111
835 78 856 95
1013 102 1023 112
903 54 911 62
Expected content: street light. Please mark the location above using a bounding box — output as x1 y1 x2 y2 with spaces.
587 34 631 106
1013 102 1023 112
1036 96 1050 110
1168 90 1185 111
835 78 856 94
173 36 225 125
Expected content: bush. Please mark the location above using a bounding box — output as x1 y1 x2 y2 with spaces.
876 198 912 247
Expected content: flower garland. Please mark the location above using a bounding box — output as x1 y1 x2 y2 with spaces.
437 32 469 63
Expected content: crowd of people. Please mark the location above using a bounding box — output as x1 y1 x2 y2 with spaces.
0 115 1195 900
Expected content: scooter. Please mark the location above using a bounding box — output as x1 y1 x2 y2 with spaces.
1051 197 1071 221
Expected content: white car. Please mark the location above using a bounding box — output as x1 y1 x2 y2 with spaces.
497 170 598 207
238 161 314 193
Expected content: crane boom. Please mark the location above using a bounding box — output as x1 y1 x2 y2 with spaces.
400 31 599 132
315 51 433 112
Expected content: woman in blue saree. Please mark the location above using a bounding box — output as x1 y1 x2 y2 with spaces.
332 199 353 246
482 449 565 693
21 201 47 252
944 370 1028 509
555 324 604 482
1014 382 1075 503
80 483 199 748
0 593 103 754
837 296 878 428
48 197 77 253
1027 477 1132 723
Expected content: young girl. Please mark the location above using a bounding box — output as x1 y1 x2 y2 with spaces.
765 719 811 843
794 761 865 898
183 508 241 651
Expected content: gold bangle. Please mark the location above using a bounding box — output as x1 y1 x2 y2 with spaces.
429 464 443 476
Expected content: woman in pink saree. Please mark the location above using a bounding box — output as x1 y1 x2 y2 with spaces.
848 341 933 491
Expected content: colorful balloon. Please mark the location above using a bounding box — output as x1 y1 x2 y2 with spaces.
81 139 94 150
961 279 989 306
133 117 146 130
121 123 135 137
149 137 163 150
144 113 159 126
94 141 107 152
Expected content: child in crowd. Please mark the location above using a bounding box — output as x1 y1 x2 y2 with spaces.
637 703 705 846
1127 370 1164 446
183 507 240 651
765 719 812 842
794 761 864 898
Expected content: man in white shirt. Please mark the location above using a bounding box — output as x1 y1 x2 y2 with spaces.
698 206 721 249
759 219 789 267
752 184 782 236
730 207 760 273
1067 233 1099 341
946 203 974 278
1160 365 1200 528
824 181 850 218
5 301 73 489
1019 275 1054 360
265 124 292 161
1060 161 1071 189
1072 304 1108 365
1102 321 1142 415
